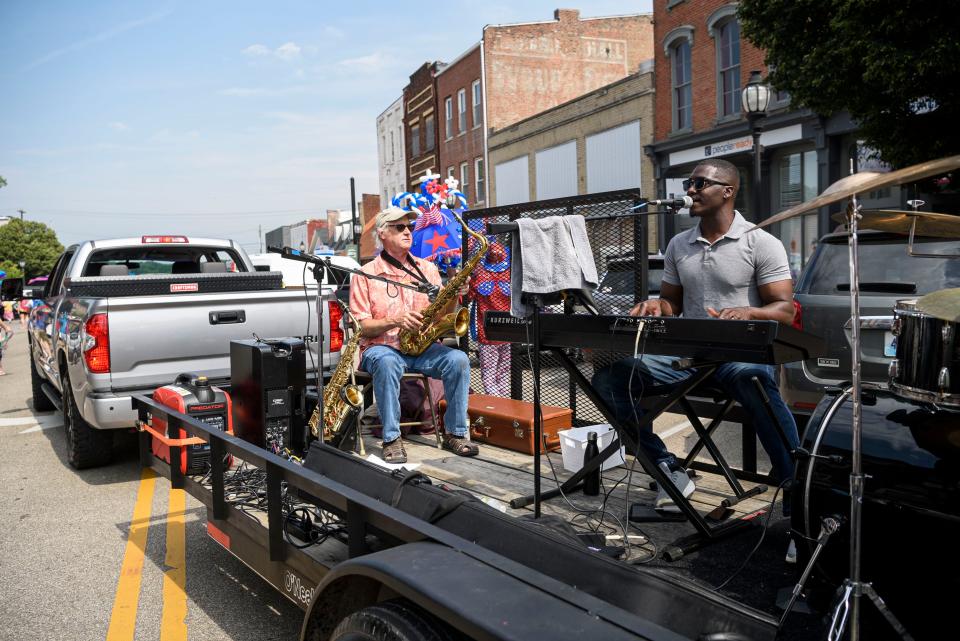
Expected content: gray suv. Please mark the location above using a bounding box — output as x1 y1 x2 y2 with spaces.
780 230 960 423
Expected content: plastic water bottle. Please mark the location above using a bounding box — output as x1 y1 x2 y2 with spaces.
583 431 600 496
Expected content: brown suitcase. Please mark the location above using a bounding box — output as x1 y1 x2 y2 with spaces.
439 394 572 455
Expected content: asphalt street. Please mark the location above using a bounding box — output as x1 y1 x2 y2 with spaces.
0 328 302 641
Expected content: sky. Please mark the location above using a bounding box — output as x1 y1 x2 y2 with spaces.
0 0 653 253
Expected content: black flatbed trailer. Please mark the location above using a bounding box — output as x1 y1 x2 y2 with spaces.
132 394 779 641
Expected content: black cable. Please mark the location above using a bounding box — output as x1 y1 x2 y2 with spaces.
711 479 790 591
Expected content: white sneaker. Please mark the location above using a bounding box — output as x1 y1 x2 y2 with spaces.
654 462 695 510
785 538 797 564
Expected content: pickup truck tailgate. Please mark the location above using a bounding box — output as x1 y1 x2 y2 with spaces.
105 290 333 390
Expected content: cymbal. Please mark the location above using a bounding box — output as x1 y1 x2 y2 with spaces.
915 288 960 323
829 209 960 237
752 154 960 231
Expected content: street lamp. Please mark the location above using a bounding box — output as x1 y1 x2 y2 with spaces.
742 70 770 222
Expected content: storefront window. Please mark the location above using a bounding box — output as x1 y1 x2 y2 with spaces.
778 151 819 280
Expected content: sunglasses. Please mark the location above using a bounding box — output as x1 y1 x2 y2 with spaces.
388 222 416 233
682 176 730 191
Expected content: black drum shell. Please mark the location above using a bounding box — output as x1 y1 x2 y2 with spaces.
892 304 960 401
792 389 960 637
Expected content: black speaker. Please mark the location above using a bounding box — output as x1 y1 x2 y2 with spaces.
230 338 306 455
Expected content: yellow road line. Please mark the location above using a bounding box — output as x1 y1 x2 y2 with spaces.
106 468 157 641
161 488 188 641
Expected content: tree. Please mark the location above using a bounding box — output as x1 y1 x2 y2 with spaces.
739 0 960 167
0 219 64 280
0 176 7 189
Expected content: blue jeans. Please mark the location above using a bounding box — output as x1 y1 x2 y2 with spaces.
591 355 799 484
360 343 470 444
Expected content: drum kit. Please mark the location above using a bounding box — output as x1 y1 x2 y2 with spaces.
753 154 960 640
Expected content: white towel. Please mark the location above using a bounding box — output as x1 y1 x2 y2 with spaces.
510 215 599 317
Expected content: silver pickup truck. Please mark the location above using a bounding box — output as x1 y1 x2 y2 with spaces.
26 235 342 468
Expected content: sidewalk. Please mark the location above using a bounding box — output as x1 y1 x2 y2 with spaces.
0 325 41 418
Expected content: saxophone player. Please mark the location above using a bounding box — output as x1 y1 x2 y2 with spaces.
349 206 478 464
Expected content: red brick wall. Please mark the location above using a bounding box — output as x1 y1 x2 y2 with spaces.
359 193 381 262
653 0 766 142
436 46 486 207
404 62 444 190
484 10 653 132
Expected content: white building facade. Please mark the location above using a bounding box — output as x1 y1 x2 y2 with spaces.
376 96 406 208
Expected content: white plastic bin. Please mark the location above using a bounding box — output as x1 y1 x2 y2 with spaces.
558 424 625 473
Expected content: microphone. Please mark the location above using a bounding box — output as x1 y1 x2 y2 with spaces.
266 245 325 265
417 283 440 300
647 196 693 209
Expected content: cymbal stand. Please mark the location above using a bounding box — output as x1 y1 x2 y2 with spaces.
832 191 911 640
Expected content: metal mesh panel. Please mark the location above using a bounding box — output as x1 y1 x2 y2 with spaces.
461 189 653 427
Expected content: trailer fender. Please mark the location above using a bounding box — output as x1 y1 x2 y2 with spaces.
301 541 667 641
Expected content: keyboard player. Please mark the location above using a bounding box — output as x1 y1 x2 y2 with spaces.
591 158 798 513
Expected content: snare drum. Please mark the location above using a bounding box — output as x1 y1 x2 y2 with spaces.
889 298 960 405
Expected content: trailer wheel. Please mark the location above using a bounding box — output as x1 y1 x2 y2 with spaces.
30 354 56 412
330 600 458 641
62 371 113 469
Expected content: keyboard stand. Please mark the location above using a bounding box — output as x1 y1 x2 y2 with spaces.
514 348 768 554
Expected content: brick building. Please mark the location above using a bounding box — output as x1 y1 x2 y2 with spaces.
435 45 485 207
488 65 657 235
487 66 659 250
425 8 653 208
403 62 447 192
647 0 871 275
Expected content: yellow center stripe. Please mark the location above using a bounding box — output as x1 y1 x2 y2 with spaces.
106 468 157 641
161 488 188 641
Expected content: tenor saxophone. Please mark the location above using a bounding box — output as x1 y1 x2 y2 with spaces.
308 306 364 440
398 212 489 356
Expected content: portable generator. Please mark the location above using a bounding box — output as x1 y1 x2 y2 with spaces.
152 373 233 475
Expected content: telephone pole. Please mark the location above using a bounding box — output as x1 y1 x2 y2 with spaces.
17 209 25 220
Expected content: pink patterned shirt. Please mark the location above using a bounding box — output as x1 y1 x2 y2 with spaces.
349 253 442 351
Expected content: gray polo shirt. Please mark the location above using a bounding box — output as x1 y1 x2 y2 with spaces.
662 211 792 319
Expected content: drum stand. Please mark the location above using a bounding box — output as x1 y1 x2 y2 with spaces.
827 194 912 640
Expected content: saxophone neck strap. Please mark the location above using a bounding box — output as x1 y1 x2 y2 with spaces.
381 252 430 286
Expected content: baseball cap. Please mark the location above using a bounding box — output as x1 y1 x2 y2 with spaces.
375 206 418 229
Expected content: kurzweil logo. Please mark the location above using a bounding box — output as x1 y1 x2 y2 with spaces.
171 283 199 292
271 398 285 406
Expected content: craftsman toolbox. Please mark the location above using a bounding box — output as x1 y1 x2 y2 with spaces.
441 394 572 455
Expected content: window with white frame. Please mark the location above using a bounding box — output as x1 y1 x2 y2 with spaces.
663 26 694 132
716 20 741 117
411 124 420 157
447 166 455 179
460 162 469 200
457 88 466 134
471 80 482 127
672 40 692 131
390 130 395 161
475 157 485 203
445 97 453 139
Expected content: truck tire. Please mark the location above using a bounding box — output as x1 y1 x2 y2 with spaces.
30 354 56 412
330 600 459 641
62 371 113 469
